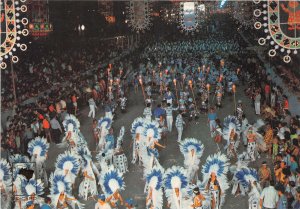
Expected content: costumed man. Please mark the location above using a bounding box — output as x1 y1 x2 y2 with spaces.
113 126 128 174
88 96 98 119
223 115 241 159
246 127 258 162
165 103 178 132
131 117 145 165
145 166 164 209
143 103 152 122
165 88 175 105
54 151 80 185
179 138 204 184
100 166 125 208
164 166 191 209
78 148 99 201
27 136 49 186
95 194 112 209
202 152 230 209
0 159 12 209
97 117 113 152
48 173 83 209
175 111 185 142
191 187 206 209
236 100 244 122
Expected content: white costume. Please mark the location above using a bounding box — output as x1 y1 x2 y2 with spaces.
131 117 145 165
145 166 164 209
0 159 12 209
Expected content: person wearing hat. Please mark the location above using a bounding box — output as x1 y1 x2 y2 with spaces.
125 198 136 209
95 194 111 209
26 201 35 209
191 187 205 209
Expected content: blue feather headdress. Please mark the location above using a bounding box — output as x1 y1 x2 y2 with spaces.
235 168 259 189
49 173 72 195
179 138 204 158
164 166 188 190
63 114 80 132
143 121 162 140
76 145 92 168
55 151 80 175
0 158 12 187
131 117 145 138
9 154 32 180
27 137 49 158
202 152 229 180
101 166 125 196
98 117 113 130
21 178 44 196
145 166 164 190
223 115 241 134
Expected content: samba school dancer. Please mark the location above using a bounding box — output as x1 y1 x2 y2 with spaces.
100 166 125 208
97 117 113 152
202 152 230 209
0 159 12 209
113 126 128 174
179 138 204 184
48 173 83 209
20 178 44 208
144 165 164 209
164 166 191 209
131 117 145 165
27 136 49 186
223 115 241 159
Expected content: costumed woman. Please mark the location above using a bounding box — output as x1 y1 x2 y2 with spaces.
0 159 12 209
145 165 164 209
100 165 125 208
20 178 44 208
202 152 229 209
113 126 128 174
27 136 49 186
179 138 204 184
131 117 145 165
223 115 241 159
97 117 113 152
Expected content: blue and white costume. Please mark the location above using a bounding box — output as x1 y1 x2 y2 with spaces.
145 166 164 209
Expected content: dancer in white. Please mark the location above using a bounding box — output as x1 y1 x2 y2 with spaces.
0 159 12 209
131 117 145 165
97 117 113 151
145 166 164 209
179 138 204 184
223 115 241 159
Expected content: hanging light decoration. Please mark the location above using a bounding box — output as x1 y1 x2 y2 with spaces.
126 0 152 33
232 1 255 29
178 1 199 34
253 0 300 63
0 0 28 69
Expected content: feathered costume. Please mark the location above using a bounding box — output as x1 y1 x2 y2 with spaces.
164 166 191 209
186 182 212 209
223 115 241 158
100 165 125 208
233 168 260 196
202 153 229 209
49 173 84 209
55 151 80 184
27 136 49 186
145 166 164 209
179 138 204 183
97 117 113 151
20 178 44 208
141 121 162 171
0 159 12 209
131 117 145 164
113 126 128 174
60 114 86 152
77 146 100 200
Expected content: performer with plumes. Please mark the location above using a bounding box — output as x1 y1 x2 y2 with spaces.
179 138 204 183
248 181 261 209
145 166 164 209
131 117 145 165
191 187 206 209
246 127 259 162
78 150 99 201
223 115 241 159
113 126 128 174
54 151 80 185
100 166 125 208
48 173 83 209
202 152 230 209
164 166 191 209
20 178 44 208
97 117 113 151
27 136 49 186
0 159 12 209
95 194 112 209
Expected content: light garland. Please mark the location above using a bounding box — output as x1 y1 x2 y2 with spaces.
253 0 300 63
126 0 152 33
0 0 28 69
179 1 199 34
